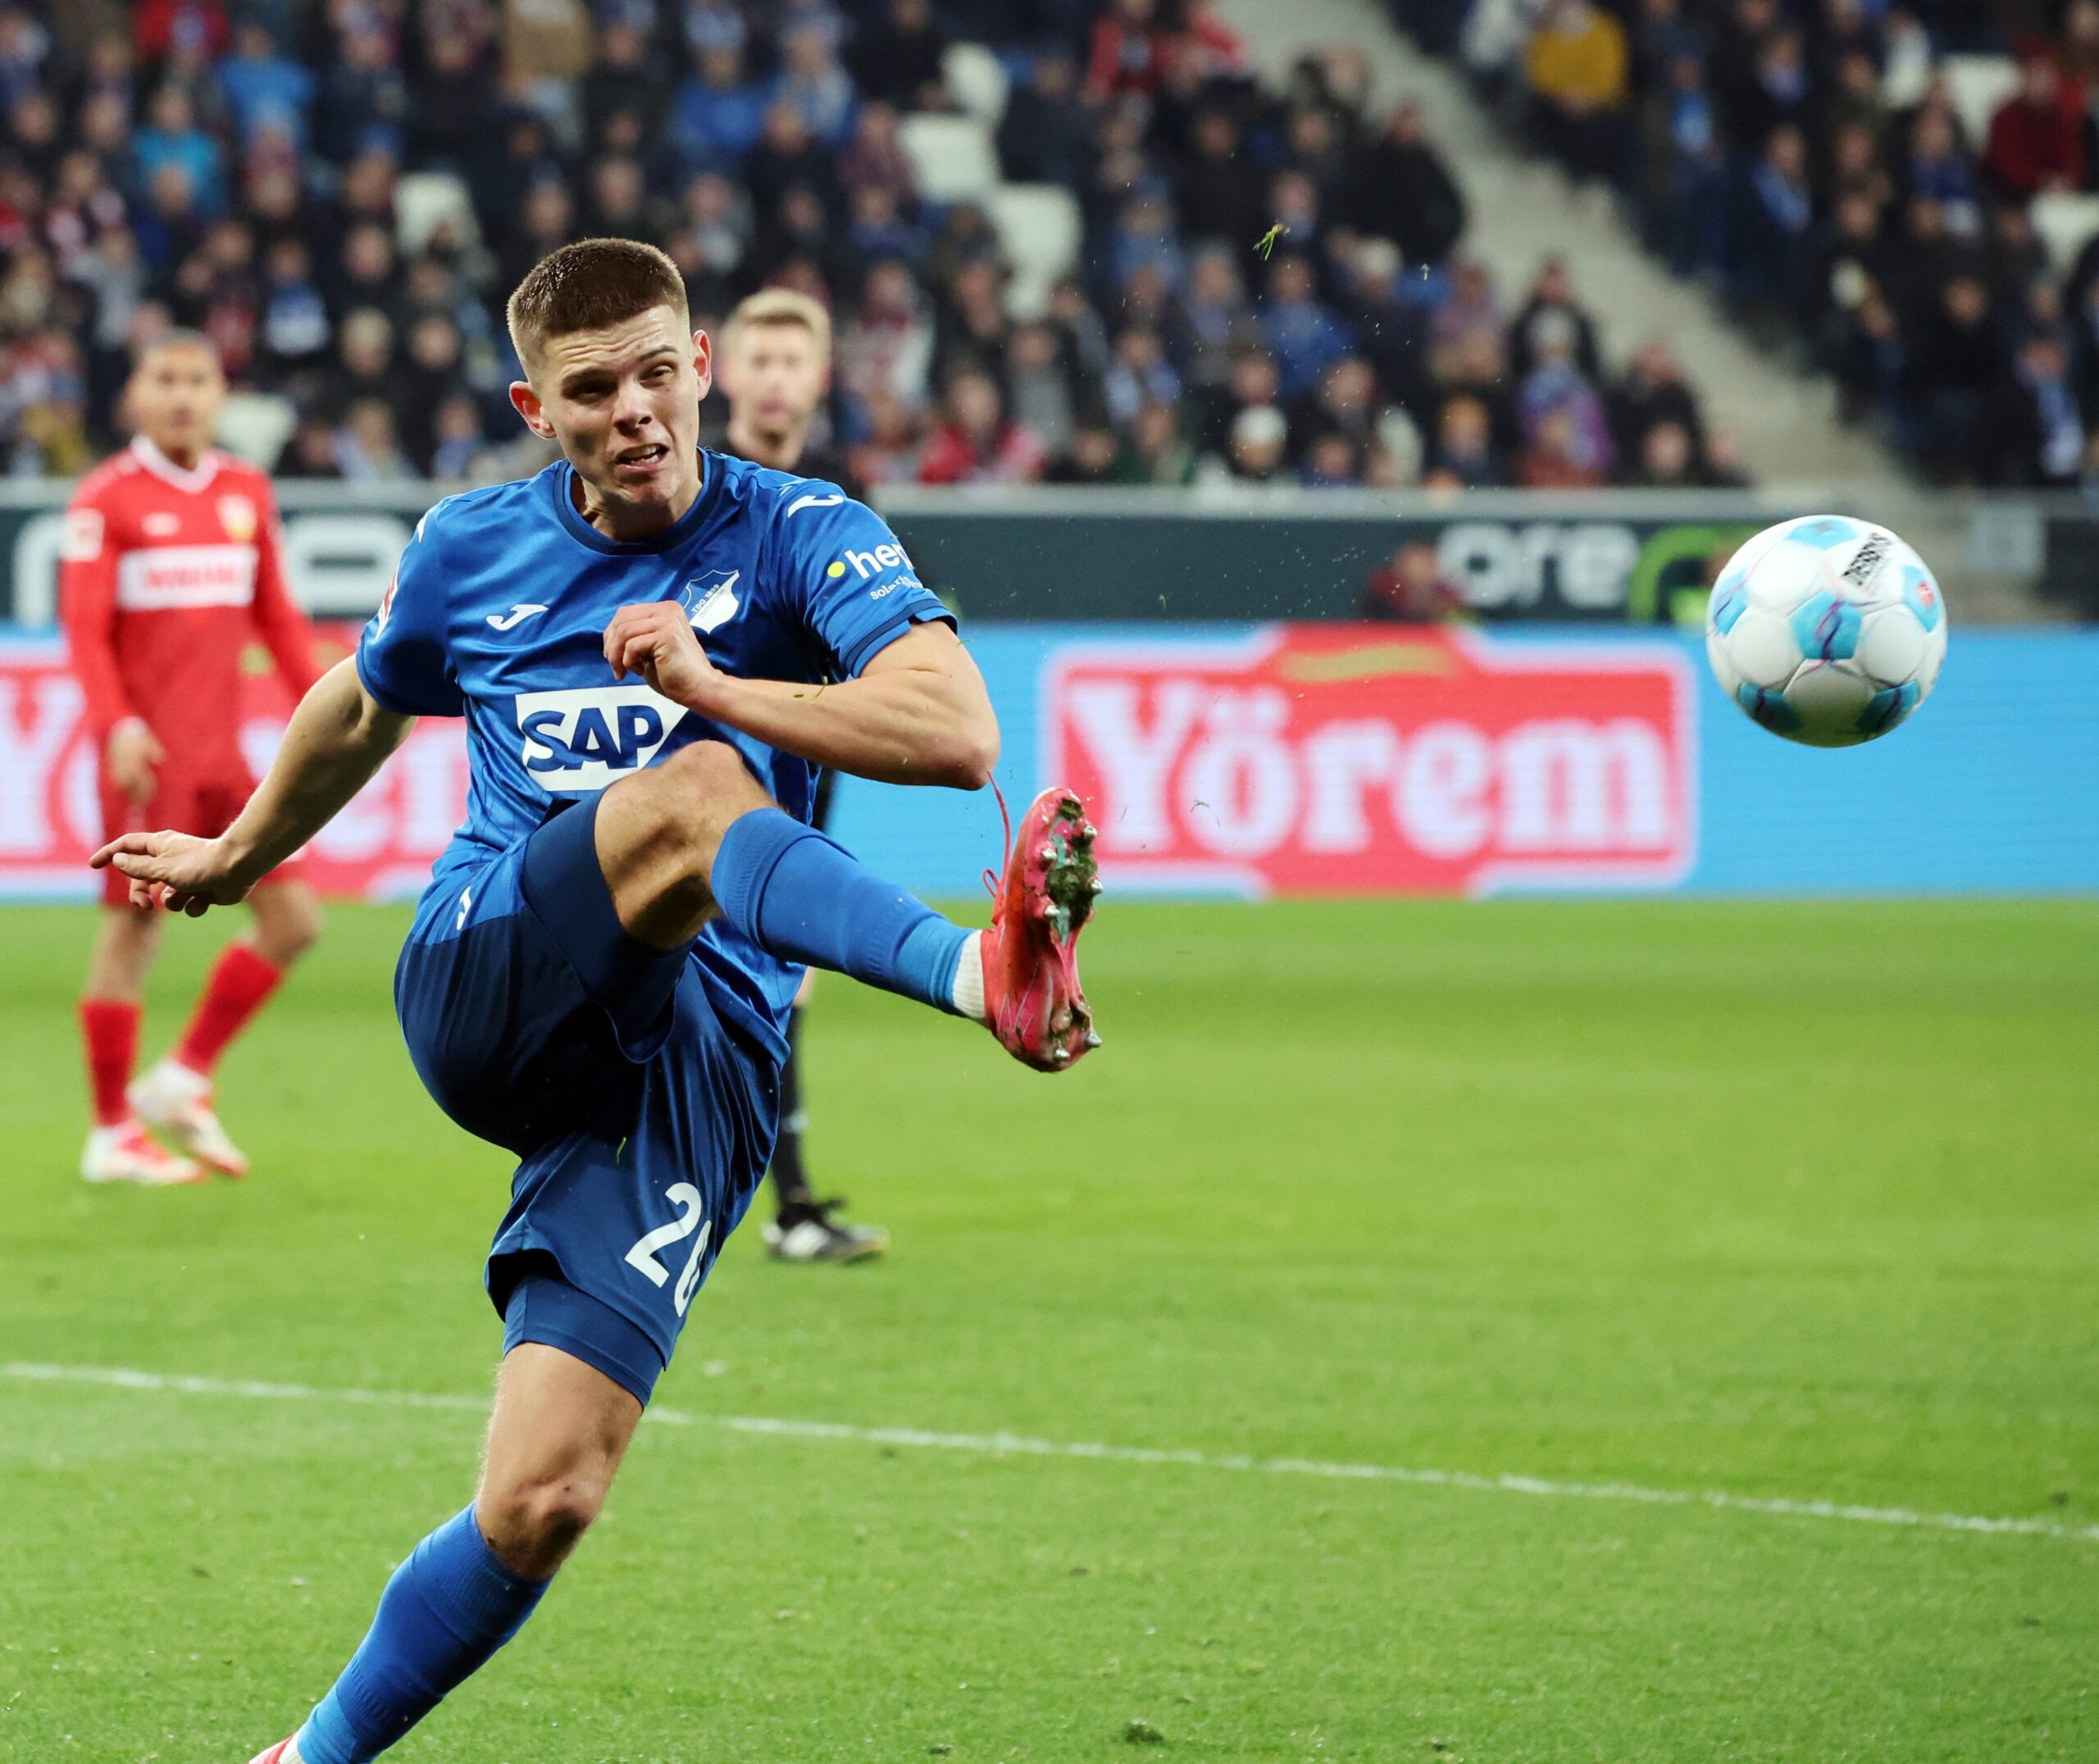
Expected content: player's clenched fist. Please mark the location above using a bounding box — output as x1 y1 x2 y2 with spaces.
89 830 252 916
603 601 724 712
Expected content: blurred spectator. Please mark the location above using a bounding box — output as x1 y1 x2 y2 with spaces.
1987 330 2086 486
1360 541 1463 621
280 410 344 479
1907 274 2001 482
135 86 225 219
1262 253 1350 398
918 368 1045 484
1006 322 1077 457
217 21 314 152
774 22 856 148
840 102 917 206
1525 0 1629 182
1227 402 1290 480
849 387 923 484
849 0 947 112
335 398 417 481
1117 398 1197 484
672 47 767 170
1428 393 1503 488
1350 102 1465 268
1044 419 1120 484
1627 418 1701 487
997 48 1091 189
1086 0 1170 102
1983 52 2083 200
1517 309 1612 478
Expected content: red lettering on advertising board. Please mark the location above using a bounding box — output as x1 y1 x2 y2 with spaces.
0 628 467 901
1045 626 1696 895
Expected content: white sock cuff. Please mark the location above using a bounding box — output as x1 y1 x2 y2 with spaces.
950 932 986 1022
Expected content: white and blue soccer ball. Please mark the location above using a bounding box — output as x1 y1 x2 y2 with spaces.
1705 515 1948 748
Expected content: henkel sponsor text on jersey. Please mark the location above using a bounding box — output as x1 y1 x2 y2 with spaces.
1045 626 1696 896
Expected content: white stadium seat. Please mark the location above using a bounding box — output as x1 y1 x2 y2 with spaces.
216 391 298 471
897 112 1001 204
1940 54 2021 151
987 184 1082 321
2029 192 2099 272
395 171 480 257
943 41 1010 125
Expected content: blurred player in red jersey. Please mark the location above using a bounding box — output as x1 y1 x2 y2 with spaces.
61 332 325 1185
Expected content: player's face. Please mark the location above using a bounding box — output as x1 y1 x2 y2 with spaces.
129 343 225 461
514 306 713 533
722 321 827 443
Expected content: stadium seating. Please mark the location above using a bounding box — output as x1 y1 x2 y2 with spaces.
0 0 1735 492
1408 2 2099 489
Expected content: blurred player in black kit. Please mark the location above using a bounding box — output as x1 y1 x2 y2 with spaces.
716 289 890 1262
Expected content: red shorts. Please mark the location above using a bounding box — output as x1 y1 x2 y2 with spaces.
98 774 301 909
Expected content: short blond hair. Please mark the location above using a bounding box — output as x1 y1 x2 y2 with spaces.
719 287 832 361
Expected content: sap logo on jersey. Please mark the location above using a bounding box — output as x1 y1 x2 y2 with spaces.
516 684 690 792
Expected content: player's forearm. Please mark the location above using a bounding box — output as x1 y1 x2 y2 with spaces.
703 669 999 789
220 659 413 880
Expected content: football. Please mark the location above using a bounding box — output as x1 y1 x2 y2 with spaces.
1705 515 1948 747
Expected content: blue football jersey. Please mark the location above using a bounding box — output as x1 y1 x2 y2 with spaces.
355 451 952 1054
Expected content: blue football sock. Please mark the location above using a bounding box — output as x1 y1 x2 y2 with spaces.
711 807 970 1015
294 1506 548 1764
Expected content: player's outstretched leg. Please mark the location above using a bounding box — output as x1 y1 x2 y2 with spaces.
133 880 322 1179
253 1344 635 1763
594 745 1101 1071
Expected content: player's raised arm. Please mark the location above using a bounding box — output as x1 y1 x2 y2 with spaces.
92 659 412 914
603 602 998 789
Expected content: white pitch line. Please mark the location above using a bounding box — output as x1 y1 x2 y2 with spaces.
6 1361 2093 1546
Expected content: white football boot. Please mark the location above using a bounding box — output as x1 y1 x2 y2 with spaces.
80 1120 203 1186
127 1058 249 1179
763 1200 890 1264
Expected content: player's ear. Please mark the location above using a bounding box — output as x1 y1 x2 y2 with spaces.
691 329 713 399
509 379 555 439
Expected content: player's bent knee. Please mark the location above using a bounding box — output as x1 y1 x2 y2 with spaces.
480 1467 611 1579
652 739 775 828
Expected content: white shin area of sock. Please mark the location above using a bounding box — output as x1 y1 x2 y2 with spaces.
950 932 986 1022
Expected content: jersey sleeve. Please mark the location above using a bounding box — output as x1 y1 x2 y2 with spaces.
775 490 952 679
57 478 137 739
356 508 465 716
247 480 323 701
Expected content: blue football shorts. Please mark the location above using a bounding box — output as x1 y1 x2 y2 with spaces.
393 794 779 1405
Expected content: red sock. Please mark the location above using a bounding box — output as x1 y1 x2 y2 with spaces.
173 943 285 1076
80 999 142 1128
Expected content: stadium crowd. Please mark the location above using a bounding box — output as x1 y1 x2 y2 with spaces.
0 0 1738 492
1414 0 2099 487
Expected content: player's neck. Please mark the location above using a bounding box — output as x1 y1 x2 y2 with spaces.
139 434 207 473
724 414 806 474
572 452 704 542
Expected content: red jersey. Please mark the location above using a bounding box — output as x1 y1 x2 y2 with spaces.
61 437 320 784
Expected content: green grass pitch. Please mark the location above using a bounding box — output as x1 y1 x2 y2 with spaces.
2 898 2096 1762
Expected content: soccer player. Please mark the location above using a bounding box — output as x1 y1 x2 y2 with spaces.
717 287 888 1262
93 239 1100 1764
63 330 325 1185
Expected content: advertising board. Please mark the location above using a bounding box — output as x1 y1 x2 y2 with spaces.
2 624 2092 902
